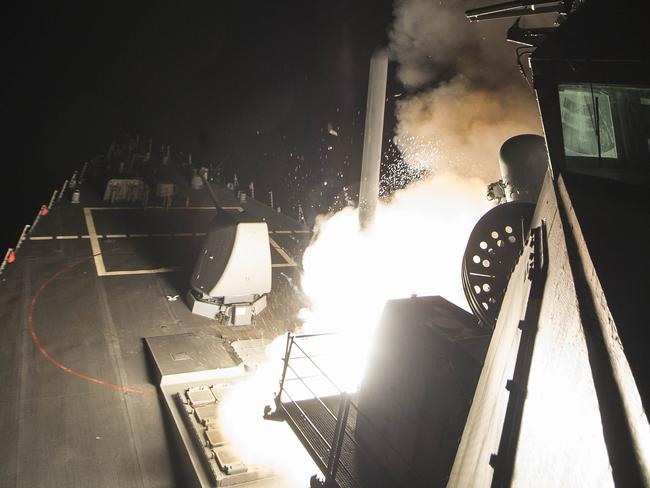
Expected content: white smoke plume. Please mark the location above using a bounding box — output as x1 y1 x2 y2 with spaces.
390 0 542 183
216 5 543 486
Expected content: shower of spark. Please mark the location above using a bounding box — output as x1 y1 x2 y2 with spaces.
298 172 491 392
214 0 536 481
380 141 431 196
392 133 444 172
217 171 490 486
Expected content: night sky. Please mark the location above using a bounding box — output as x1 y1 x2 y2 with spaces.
1 1 396 249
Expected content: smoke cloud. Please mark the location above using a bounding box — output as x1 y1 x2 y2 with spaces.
389 0 542 183
215 6 544 485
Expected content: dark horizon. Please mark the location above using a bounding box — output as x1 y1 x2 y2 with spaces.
1 1 395 250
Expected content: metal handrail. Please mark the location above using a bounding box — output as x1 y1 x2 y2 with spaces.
276 333 294 401
280 375 362 486
281 388 333 451
287 352 339 361
327 393 353 484
277 331 416 487
284 373 333 382
280 402 330 473
291 340 343 395
277 332 343 399
291 331 339 340
285 362 338 422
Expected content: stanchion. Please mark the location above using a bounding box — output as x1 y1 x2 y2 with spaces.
0 248 14 275
31 206 48 231
47 190 58 210
58 179 69 201
15 225 30 251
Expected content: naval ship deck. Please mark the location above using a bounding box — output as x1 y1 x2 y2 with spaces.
0 172 311 487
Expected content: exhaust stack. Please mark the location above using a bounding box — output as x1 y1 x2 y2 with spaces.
358 48 388 231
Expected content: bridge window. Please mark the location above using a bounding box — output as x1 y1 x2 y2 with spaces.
558 84 650 183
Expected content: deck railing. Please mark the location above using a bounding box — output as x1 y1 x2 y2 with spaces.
271 332 415 488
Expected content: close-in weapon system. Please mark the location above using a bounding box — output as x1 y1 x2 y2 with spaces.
187 172 271 326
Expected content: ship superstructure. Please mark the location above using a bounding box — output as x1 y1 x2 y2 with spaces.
262 1 650 487
1 1 649 487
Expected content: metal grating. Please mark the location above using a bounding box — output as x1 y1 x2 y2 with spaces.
272 333 410 488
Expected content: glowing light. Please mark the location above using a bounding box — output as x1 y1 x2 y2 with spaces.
299 172 491 393
217 172 490 486
218 334 323 485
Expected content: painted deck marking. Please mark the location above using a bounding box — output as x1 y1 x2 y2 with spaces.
82 208 106 276
27 255 155 396
100 267 187 277
269 236 297 267
30 230 307 240
80 206 299 275
85 205 244 212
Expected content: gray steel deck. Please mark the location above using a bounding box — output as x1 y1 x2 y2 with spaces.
0 181 310 487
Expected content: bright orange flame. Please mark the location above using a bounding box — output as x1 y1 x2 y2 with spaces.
299 173 491 392
218 334 323 485
218 172 490 485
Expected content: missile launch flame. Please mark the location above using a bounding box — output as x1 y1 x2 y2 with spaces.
218 173 490 486
217 1 540 484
